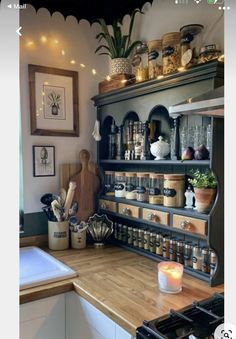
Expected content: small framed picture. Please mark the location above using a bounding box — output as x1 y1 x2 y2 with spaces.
33 146 55 177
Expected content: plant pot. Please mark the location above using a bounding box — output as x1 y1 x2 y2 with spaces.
194 188 216 213
110 58 132 75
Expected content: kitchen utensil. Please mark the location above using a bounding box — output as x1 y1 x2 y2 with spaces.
42 205 56 221
69 201 78 216
51 199 63 221
87 214 113 247
63 181 77 220
40 193 54 206
59 188 67 206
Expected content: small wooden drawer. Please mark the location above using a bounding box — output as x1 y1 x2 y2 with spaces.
143 208 169 226
99 199 117 213
173 214 207 236
118 203 140 218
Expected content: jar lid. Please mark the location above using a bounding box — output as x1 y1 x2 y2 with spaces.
162 32 181 46
105 171 115 175
147 39 162 52
164 174 185 180
137 172 150 177
149 173 164 179
125 172 137 177
115 172 126 176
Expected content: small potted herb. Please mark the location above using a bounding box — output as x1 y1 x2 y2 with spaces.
188 169 217 213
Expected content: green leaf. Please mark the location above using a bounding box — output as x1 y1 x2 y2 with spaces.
95 44 111 54
124 40 142 58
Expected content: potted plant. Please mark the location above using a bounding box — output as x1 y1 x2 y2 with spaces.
188 169 217 213
94 9 142 75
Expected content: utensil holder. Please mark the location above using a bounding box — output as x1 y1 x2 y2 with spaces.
48 220 69 250
71 230 86 249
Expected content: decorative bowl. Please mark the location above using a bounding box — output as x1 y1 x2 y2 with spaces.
150 136 170 160
87 214 113 247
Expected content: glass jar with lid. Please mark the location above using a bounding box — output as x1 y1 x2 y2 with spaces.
134 42 149 82
115 172 126 198
104 171 115 196
125 172 137 200
147 39 163 79
149 173 164 205
162 32 181 74
199 44 221 64
163 174 185 207
136 172 149 202
180 24 204 67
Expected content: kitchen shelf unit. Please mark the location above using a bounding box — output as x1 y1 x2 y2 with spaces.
92 60 224 286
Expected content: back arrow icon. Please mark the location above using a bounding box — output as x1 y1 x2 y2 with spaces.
16 26 22 36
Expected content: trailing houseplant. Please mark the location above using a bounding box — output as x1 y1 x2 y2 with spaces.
94 9 142 75
188 169 217 213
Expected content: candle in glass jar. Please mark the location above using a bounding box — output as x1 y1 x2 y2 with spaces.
157 261 183 294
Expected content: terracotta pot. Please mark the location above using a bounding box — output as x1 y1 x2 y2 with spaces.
194 188 216 213
110 58 132 75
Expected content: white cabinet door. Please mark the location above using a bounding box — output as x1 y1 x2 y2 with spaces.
20 294 65 339
66 292 134 339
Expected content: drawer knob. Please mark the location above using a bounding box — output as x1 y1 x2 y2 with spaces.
100 203 106 210
180 220 191 230
122 208 131 215
147 213 158 221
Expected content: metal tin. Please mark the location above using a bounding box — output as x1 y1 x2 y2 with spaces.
149 232 156 253
117 224 123 241
209 250 217 276
192 245 202 270
138 229 144 249
156 233 163 255
184 241 193 267
162 235 170 259
122 225 128 243
169 238 177 261
201 247 209 273
133 228 139 247
176 240 184 264
127 227 133 245
144 230 150 250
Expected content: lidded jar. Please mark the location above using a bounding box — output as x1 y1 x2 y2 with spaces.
147 39 163 79
125 172 137 200
115 172 126 198
163 174 185 207
149 173 164 205
180 24 204 67
136 172 149 202
134 42 149 82
162 32 181 74
104 171 115 196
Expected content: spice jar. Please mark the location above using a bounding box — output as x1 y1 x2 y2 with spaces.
117 224 123 241
162 32 181 74
127 227 133 245
138 229 144 249
114 222 118 240
169 238 177 261
192 245 202 270
144 230 150 251
147 39 163 79
176 240 184 264
133 228 139 247
122 225 128 243
104 171 115 196
163 174 185 207
125 172 137 200
137 172 149 202
149 232 156 253
115 172 126 198
156 233 163 255
209 249 217 276
201 247 209 273
184 242 193 267
162 235 170 259
149 173 164 205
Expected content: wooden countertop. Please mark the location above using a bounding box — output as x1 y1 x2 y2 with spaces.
20 245 224 336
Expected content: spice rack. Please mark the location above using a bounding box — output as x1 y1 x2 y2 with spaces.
92 60 224 286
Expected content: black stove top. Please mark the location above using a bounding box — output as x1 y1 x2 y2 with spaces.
136 293 224 339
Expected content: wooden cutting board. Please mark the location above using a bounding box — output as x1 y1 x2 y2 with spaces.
59 149 101 223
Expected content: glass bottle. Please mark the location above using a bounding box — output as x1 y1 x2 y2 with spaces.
206 124 212 154
108 119 117 159
116 125 124 160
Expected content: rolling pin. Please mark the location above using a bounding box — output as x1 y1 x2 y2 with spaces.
63 181 77 220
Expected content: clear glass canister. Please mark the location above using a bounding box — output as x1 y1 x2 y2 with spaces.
115 172 126 198
104 171 115 196
149 173 164 205
162 32 181 74
136 173 149 202
135 42 149 82
180 24 204 67
163 174 185 207
147 39 163 79
125 172 137 200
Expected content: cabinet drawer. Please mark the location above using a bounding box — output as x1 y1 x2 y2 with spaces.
99 199 117 213
118 203 140 218
173 214 207 236
143 208 169 226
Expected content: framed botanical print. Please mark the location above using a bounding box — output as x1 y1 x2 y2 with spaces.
29 64 79 136
33 145 55 177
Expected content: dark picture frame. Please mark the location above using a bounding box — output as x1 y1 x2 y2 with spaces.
29 64 79 136
33 145 55 177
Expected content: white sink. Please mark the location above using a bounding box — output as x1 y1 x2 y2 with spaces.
20 246 77 290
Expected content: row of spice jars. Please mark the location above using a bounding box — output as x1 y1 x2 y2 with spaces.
105 171 186 207
113 222 217 276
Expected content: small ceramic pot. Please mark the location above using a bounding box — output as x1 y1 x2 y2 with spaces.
194 188 216 213
110 58 132 75
150 136 170 160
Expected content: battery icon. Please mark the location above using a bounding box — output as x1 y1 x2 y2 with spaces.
207 0 224 4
